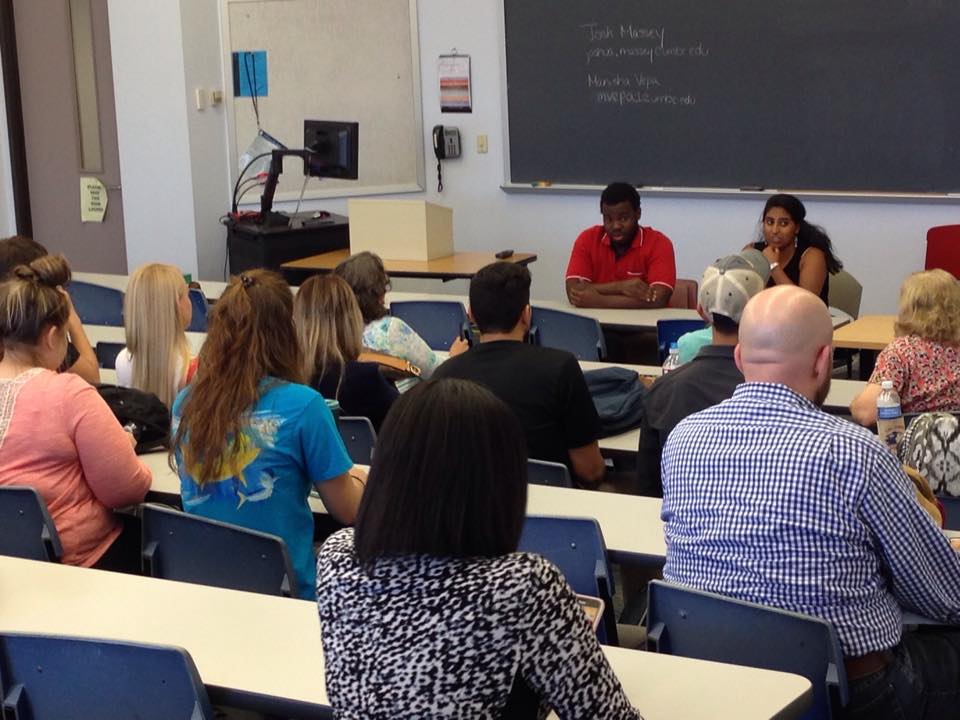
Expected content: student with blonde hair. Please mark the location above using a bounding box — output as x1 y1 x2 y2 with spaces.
294 274 398 430
115 263 196 408
0 254 151 570
172 269 365 599
851 269 960 425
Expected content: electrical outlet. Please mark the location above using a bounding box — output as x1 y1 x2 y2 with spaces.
476 134 488 154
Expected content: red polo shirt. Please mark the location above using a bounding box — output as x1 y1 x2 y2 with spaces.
565 225 676 289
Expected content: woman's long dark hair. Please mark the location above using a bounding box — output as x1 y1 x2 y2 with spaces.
759 194 843 274
355 379 528 566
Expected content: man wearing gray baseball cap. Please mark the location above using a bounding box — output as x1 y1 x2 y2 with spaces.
636 249 769 496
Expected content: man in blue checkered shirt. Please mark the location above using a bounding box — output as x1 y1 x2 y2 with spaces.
662 285 960 718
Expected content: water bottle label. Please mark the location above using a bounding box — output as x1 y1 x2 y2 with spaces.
877 406 902 420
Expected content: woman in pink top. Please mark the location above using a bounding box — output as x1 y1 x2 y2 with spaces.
851 269 960 425
0 255 151 569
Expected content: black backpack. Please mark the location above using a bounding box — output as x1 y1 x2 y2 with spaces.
583 367 647 437
96 385 171 454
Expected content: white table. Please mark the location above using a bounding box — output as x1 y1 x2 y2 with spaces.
142 452 667 563
0 557 812 719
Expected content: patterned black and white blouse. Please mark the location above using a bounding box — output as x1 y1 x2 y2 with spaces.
316 529 641 719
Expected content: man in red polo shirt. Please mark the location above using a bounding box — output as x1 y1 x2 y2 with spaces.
565 182 676 308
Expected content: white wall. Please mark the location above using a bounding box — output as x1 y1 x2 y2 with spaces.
106 0 200 275
0 50 17 236
59 1 960 311
179 0 232 280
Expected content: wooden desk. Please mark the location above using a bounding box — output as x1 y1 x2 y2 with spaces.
0 557 812 719
832 315 895 351
282 250 538 280
143 452 667 563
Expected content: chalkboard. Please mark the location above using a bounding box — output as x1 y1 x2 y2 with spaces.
503 1 960 193
224 0 423 201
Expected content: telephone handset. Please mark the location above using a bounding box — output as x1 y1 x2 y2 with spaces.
432 125 461 192
432 125 461 160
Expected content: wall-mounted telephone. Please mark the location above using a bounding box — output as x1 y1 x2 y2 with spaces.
432 125 461 159
432 125 461 192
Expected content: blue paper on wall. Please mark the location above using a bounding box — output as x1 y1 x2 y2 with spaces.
232 50 268 97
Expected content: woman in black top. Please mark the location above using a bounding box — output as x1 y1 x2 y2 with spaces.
747 194 842 304
293 274 398 430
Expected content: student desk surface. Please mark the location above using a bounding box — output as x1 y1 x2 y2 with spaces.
0 556 813 719
832 315 895 351
143 452 667 564
281 250 538 280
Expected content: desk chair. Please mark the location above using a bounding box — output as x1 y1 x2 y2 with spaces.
925 224 960 277
518 515 617 645
0 633 214 719
647 580 848 719
655 318 707 363
186 288 209 332
390 300 471 351
829 271 863 378
527 459 573 488
337 416 376 464
0 486 62 562
95 341 125 370
69 281 124 326
667 278 698 309
141 504 296 597
529 307 606 361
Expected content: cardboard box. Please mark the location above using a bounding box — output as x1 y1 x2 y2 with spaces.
347 199 453 261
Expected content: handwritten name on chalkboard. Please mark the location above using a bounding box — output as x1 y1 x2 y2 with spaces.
580 22 708 108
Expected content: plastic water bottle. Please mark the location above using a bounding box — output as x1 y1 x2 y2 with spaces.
876 380 905 452
662 342 681 374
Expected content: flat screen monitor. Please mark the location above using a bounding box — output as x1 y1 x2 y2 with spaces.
303 120 359 179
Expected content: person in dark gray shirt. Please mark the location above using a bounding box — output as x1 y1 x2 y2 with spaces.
637 250 770 496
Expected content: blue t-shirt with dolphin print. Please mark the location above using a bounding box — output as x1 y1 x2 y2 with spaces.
173 378 352 599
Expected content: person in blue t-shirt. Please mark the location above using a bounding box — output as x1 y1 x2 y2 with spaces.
171 269 365 599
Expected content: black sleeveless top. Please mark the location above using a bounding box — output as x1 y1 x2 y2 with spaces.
753 241 829 304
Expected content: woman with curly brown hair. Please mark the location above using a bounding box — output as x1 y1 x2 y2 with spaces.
172 269 365 599
851 269 960 425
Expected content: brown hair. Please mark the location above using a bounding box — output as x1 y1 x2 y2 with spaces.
332 251 389 324
293 274 364 398
0 254 72 354
172 270 302 484
0 235 48 278
895 269 960 344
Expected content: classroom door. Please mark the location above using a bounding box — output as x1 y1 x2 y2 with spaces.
12 0 126 271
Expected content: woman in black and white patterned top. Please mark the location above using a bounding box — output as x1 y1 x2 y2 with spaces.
317 379 641 719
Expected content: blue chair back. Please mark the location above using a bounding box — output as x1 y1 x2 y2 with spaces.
0 633 214 719
518 515 616 643
389 300 470 351
529 307 606 360
656 318 707 362
186 288 209 332
527 459 573 488
141 504 296 597
337 416 376 464
95 341 125 370
940 495 960 531
0 486 62 562
68 281 124 326
647 580 848 719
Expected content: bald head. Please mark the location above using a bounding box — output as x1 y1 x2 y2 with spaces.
735 286 834 401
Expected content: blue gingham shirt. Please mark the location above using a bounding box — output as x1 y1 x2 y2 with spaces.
661 382 960 657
